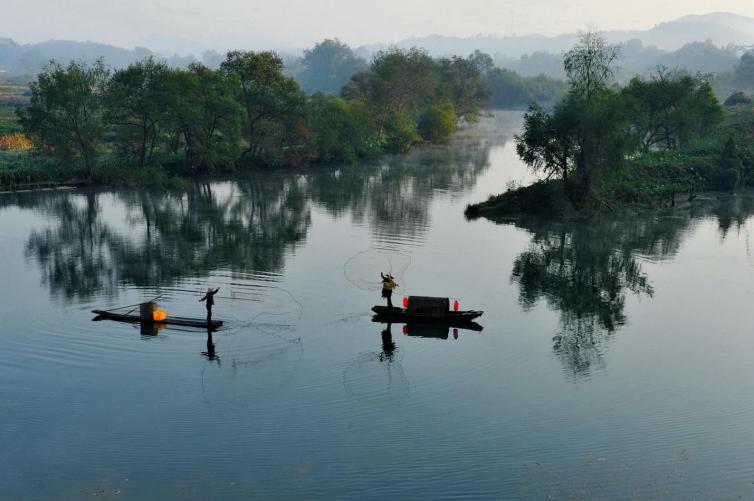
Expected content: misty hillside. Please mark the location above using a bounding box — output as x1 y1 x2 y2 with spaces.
0 38 199 77
1 12 754 81
378 12 754 58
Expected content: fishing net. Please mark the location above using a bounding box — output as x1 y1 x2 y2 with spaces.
343 249 412 292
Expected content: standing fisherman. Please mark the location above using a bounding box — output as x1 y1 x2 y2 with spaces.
380 273 398 309
199 287 220 325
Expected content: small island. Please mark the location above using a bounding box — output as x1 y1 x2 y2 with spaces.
466 32 754 219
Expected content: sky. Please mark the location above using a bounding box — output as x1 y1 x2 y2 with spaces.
3 0 754 53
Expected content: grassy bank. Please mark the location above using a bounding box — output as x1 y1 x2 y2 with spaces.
466 151 740 219
0 150 190 191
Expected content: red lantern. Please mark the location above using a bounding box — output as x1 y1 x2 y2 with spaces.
403 296 409 308
453 300 460 312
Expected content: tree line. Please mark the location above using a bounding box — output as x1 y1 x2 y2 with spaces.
17 47 490 178
291 40 565 110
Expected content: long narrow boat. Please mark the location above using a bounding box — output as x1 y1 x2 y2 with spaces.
371 306 483 324
92 310 223 330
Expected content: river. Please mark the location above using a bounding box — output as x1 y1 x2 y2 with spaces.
2 111 754 499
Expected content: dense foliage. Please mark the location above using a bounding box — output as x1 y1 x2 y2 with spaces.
512 32 729 211
16 47 490 177
18 60 110 177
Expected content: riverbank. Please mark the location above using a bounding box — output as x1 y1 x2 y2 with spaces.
0 150 194 191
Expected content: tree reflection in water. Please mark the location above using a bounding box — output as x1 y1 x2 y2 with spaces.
20 174 311 301
13 120 499 303
508 205 747 378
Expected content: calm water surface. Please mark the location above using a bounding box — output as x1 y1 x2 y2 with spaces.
3 111 754 499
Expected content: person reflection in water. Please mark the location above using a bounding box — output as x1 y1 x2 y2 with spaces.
199 287 220 324
380 273 398 309
380 323 396 362
202 329 220 365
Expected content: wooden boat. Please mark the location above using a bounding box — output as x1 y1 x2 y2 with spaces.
371 306 483 324
92 310 223 330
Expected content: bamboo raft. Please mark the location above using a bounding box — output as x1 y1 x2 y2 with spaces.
92 310 223 330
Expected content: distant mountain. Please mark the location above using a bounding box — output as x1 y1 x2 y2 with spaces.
0 38 158 76
675 12 754 35
2 12 754 79
365 12 754 58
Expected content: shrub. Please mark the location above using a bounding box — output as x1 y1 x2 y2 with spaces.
383 112 421 153
418 102 457 142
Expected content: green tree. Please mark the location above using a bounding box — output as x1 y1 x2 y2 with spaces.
383 111 421 153
220 50 304 163
297 39 367 95
622 69 723 152
517 33 628 207
163 63 243 170
485 68 567 109
343 48 438 135
306 95 376 162
563 31 620 102
515 103 577 184
105 57 171 168
418 101 457 142
486 68 530 108
18 60 109 177
735 51 754 88
468 50 494 74
436 56 489 121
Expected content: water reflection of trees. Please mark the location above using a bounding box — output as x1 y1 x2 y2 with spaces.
20 175 311 301
306 123 497 243
10 115 507 301
509 213 698 378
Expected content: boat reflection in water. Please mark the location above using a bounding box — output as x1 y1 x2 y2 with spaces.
372 317 482 342
139 322 166 337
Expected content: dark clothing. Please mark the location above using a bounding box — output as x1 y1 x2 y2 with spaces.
200 288 220 326
205 297 213 324
382 288 393 308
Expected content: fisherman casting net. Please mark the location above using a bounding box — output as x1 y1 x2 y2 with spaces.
343 249 412 292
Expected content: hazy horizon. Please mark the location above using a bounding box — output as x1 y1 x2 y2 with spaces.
4 1 754 54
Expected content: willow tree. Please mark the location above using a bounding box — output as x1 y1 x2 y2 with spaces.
516 32 627 208
563 31 620 103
